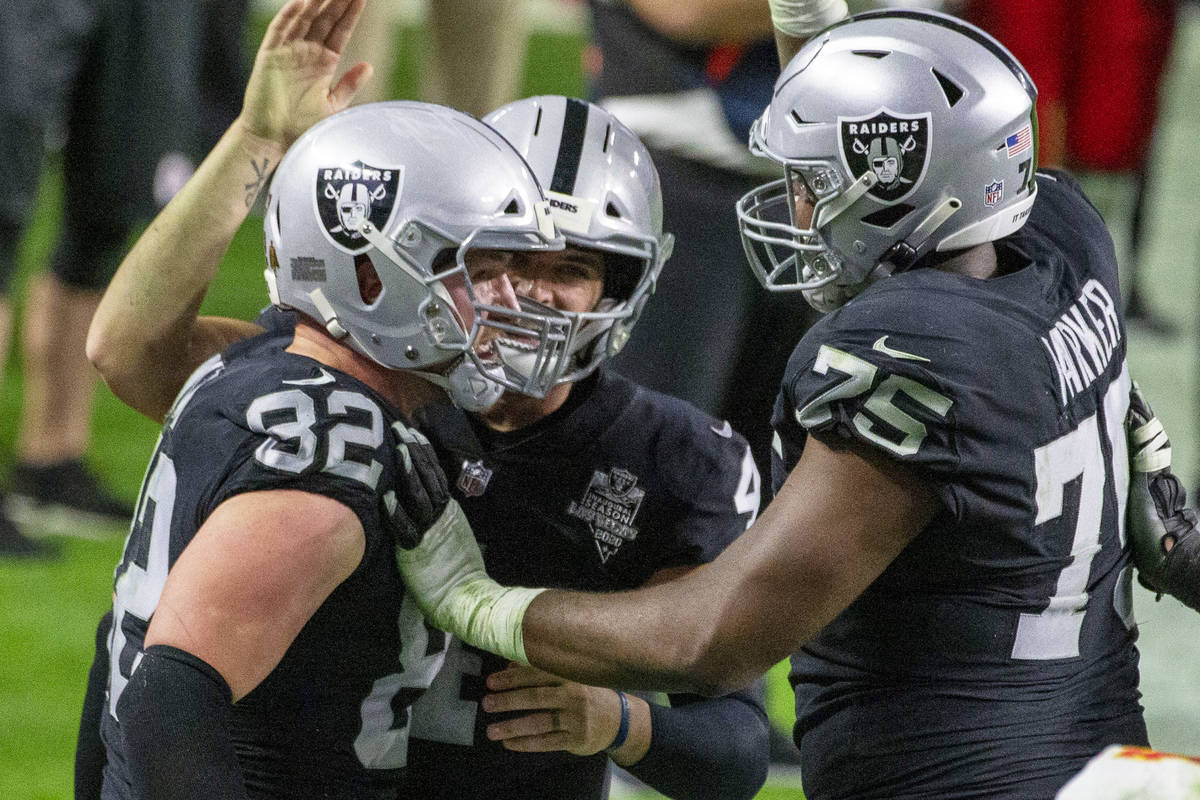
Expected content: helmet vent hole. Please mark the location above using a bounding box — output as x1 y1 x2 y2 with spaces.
602 124 612 153
931 68 964 107
852 50 890 59
606 202 622 219
862 204 914 229
790 110 814 125
504 199 521 215
533 107 543 136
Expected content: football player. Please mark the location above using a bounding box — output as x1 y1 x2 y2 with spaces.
86 96 772 800
81 1 562 798
393 10 1154 799
399 96 769 800
84 10 770 800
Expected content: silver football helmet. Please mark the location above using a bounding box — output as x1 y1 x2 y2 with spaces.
737 10 1039 311
263 101 561 408
481 95 674 392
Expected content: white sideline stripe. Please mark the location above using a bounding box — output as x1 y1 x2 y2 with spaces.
252 0 586 35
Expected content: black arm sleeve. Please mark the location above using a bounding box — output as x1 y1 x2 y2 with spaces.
116 645 249 800
624 682 770 800
75 611 112 800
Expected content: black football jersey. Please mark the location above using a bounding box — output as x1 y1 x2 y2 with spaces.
771 171 1147 800
400 368 761 799
100 332 447 799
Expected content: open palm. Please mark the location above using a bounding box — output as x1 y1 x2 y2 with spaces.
240 0 373 148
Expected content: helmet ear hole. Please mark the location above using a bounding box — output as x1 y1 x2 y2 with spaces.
504 198 521 215
355 253 383 304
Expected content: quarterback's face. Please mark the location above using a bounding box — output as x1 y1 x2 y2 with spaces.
443 245 606 365
494 246 606 314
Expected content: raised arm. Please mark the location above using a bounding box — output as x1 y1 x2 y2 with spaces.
766 0 848 64
86 0 372 422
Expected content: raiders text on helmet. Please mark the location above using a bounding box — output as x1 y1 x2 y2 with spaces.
737 10 1039 311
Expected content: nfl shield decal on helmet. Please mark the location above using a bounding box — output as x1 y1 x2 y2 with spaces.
838 109 931 203
985 180 1004 207
315 161 403 253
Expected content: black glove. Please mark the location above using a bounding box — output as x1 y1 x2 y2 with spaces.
1126 382 1200 612
385 420 451 550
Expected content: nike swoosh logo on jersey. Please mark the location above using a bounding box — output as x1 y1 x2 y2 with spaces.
282 368 336 386
872 336 930 363
711 420 733 438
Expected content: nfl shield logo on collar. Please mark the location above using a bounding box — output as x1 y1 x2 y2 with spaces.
457 459 493 497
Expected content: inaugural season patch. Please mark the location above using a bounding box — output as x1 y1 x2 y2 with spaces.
838 109 931 203
315 161 403 253
567 467 644 563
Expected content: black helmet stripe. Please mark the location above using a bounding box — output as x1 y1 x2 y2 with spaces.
550 98 590 195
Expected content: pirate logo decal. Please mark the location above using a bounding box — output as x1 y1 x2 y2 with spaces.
567 467 645 563
839 109 930 203
315 161 403 253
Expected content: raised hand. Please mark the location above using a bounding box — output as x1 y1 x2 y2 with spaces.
239 0 374 148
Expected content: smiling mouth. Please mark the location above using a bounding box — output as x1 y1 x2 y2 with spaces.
496 334 539 352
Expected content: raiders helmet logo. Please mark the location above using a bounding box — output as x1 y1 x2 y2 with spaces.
838 109 931 203
315 161 403 253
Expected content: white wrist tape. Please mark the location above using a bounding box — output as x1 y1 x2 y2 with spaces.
768 0 849 38
394 500 545 663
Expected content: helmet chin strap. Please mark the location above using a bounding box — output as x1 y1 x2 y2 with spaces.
413 356 506 413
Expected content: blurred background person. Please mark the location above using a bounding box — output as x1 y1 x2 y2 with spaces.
585 0 816 497
0 0 202 557
337 0 530 115
963 0 1183 334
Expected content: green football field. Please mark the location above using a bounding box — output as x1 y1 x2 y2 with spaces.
5 5 1200 798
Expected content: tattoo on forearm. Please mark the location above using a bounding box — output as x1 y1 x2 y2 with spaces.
244 158 272 208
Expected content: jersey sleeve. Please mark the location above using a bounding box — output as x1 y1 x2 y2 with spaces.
654 409 761 568
196 381 402 567
781 316 961 490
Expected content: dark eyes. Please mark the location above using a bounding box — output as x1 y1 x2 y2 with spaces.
557 261 603 280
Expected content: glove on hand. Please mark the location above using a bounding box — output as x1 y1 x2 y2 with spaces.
1126 382 1200 611
385 421 450 550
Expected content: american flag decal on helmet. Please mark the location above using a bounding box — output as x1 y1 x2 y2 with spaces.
1005 125 1032 159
